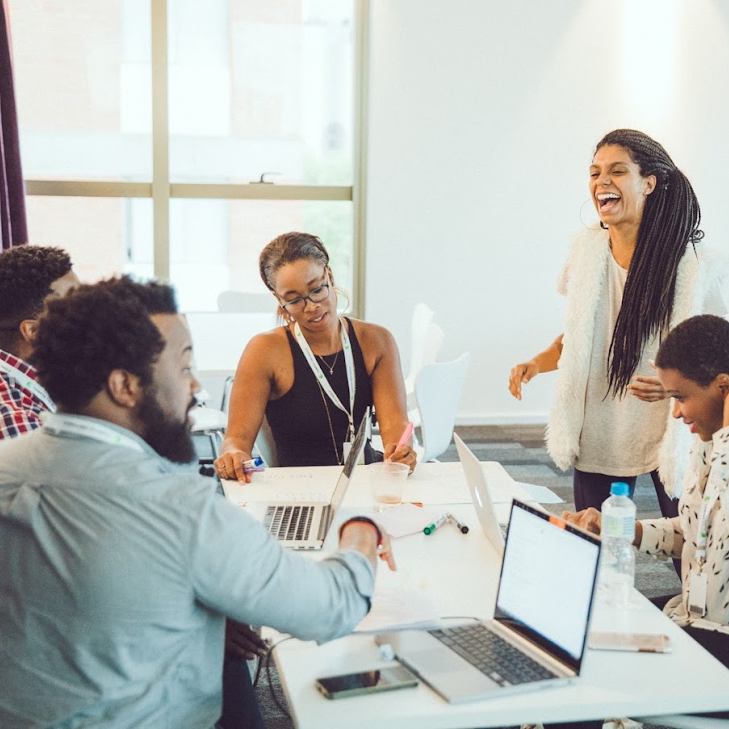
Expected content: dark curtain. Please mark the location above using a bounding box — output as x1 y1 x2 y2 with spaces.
0 1 26 250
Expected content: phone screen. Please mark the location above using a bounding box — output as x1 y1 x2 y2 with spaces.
316 665 418 698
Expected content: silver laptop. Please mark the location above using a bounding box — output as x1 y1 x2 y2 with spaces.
375 500 601 703
248 410 368 551
454 433 508 555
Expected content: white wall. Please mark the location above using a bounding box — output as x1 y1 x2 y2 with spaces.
364 0 729 423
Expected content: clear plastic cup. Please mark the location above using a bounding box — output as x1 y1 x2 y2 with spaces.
369 461 409 511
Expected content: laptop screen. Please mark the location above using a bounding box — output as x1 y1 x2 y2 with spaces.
494 501 601 672
328 409 369 515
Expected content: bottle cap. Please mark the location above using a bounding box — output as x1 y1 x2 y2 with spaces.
610 481 630 497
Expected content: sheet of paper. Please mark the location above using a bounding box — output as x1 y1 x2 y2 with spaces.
221 466 341 505
402 463 471 504
402 461 533 505
370 503 445 538
355 583 440 633
516 481 565 504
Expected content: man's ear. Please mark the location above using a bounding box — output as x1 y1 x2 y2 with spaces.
18 319 38 343
106 369 143 409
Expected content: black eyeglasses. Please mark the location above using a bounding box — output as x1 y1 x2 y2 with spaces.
280 282 331 314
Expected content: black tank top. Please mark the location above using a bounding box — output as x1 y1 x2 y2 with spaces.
265 318 381 467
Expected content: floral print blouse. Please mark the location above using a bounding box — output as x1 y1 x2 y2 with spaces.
638 425 729 634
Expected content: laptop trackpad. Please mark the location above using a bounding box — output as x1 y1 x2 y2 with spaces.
404 647 499 702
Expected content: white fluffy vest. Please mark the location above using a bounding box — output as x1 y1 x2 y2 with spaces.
545 228 721 497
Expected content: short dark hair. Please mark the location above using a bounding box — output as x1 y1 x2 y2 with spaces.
32 277 178 411
0 245 73 348
655 315 729 386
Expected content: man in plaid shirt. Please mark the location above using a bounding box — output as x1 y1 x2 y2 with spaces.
0 246 78 440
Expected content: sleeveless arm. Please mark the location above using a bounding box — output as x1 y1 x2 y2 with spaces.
362 324 411 458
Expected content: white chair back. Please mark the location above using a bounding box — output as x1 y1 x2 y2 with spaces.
404 303 441 397
217 290 275 313
414 352 470 462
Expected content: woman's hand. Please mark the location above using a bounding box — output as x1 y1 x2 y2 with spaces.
628 359 669 402
384 443 417 474
561 507 602 535
214 449 253 483
627 376 668 401
508 361 539 400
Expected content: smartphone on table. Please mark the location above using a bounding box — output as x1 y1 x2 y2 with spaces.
315 664 419 699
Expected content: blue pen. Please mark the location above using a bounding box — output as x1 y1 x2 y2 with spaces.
243 457 265 473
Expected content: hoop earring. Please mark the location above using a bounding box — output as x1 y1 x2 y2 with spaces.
333 285 351 314
579 199 601 230
599 221 608 230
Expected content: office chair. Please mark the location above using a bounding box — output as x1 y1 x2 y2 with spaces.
414 352 470 462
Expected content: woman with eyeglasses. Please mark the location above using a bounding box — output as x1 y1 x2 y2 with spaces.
216 231 416 482
508 129 729 521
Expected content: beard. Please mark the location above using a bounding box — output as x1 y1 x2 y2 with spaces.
138 387 196 464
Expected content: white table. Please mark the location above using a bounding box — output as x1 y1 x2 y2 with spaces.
229 462 729 727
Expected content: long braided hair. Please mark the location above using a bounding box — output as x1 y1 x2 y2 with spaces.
598 129 704 396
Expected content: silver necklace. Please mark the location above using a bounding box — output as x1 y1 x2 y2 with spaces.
316 349 340 376
316 380 344 466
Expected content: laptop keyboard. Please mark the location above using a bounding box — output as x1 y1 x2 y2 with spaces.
429 623 556 687
264 505 314 542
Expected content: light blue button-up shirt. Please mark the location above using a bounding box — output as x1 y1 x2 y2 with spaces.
0 414 374 728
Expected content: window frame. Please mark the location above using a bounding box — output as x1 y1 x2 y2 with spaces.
22 0 370 316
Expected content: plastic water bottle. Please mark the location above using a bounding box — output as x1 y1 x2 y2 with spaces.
600 481 636 608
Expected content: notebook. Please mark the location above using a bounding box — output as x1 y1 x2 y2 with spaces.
454 433 509 554
246 410 368 550
375 499 601 703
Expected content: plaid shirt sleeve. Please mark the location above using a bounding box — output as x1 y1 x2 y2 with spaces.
0 374 48 440
0 401 45 440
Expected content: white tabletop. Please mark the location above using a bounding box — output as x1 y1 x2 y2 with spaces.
230 462 729 727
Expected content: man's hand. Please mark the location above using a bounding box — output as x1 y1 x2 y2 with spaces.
562 507 602 535
225 620 269 660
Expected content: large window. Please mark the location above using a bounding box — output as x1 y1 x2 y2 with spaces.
9 0 361 312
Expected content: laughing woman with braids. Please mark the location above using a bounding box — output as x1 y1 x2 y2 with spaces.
509 129 729 515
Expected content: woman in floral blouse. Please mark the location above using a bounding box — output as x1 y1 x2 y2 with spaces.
562 314 729 726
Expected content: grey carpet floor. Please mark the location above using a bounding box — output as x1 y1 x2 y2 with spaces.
254 425 683 729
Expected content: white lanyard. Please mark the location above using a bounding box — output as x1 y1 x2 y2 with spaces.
0 358 56 412
695 486 721 567
43 413 146 453
293 318 356 439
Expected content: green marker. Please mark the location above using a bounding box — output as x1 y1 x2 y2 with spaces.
424 513 448 535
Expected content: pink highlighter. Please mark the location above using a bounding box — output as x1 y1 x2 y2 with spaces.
392 421 414 456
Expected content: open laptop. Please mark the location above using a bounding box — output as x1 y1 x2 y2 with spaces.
454 433 509 555
376 499 601 703
247 410 368 551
